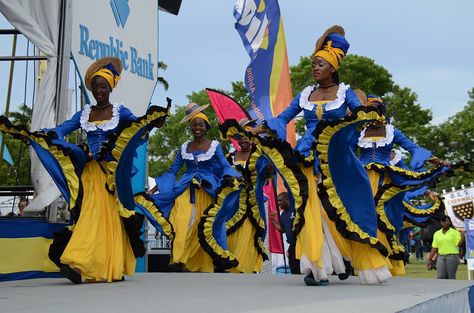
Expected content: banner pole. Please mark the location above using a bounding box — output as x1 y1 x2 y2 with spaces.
272 176 288 274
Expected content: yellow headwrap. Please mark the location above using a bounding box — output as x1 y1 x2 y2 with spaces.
91 68 121 89
313 41 345 70
190 112 210 125
367 97 384 107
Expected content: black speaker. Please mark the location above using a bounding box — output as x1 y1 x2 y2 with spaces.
158 0 182 16
148 250 171 272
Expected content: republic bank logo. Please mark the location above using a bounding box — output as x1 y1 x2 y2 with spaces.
110 0 130 28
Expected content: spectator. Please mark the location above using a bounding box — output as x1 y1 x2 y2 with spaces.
427 216 463 279
421 217 442 253
412 226 423 261
17 197 28 216
269 192 300 274
399 228 411 264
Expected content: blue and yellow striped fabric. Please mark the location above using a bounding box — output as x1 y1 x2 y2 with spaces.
0 219 67 281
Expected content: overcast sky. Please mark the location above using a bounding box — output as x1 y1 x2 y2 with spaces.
155 0 474 124
1 1 473 124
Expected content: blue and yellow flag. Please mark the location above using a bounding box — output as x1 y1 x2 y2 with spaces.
234 0 295 144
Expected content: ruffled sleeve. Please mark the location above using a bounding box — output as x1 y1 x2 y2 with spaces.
265 93 302 140
44 111 82 139
394 129 432 171
322 83 360 120
155 149 184 193
119 105 137 122
344 87 362 112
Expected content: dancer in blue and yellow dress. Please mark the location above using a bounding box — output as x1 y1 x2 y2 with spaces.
0 57 169 283
144 103 241 272
357 96 452 275
252 26 389 284
223 118 272 273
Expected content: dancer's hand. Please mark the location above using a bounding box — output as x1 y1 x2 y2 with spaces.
429 157 450 167
248 125 264 135
425 190 438 201
146 186 157 195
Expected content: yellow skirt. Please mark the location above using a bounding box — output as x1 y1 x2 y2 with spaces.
169 187 214 272
227 218 262 273
295 166 323 268
60 161 136 282
320 206 352 261
367 169 405 275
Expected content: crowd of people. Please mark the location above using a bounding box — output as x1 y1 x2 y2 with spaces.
0 25 467 285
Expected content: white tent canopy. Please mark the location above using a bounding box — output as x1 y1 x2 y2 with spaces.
0 0 63 213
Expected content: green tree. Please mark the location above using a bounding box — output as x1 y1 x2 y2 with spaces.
384 85 433 142
157 61 169 91
9 104 33 127
290 55 395 97
228 81 250 111
0 104 33 186
441 87 474 163
422 88 474 189
289 56 314 96
148 105 188 178
339 55 394 96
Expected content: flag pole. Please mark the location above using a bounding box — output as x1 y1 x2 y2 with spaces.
272 175 288 274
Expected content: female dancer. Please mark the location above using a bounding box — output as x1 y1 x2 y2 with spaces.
224 118 271 273
357 95 451 274
0 57 169 283
146 103 241 272
253 26 389 284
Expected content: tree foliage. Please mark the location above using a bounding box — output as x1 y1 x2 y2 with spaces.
384 85 433 142
339 55 394 96
421 89 474 188
0 104 32 186
289 56 314 96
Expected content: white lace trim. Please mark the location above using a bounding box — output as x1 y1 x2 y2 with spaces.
231 154 247 168
390 149 403 166
181 140 219 162
299 85 317 110
357 124 395 148
80 103 121 132
298 83 350 111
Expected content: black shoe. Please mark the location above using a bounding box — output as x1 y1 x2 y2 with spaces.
168 263 184 272
113 276 125 282
319 279 329 286
60 266 82 284
304 272 319 286
338 272 349 280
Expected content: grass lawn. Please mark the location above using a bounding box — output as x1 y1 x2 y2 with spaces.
401 254 469 280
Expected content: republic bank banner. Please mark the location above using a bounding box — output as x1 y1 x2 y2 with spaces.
443 186 474 229
71 0 158 115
